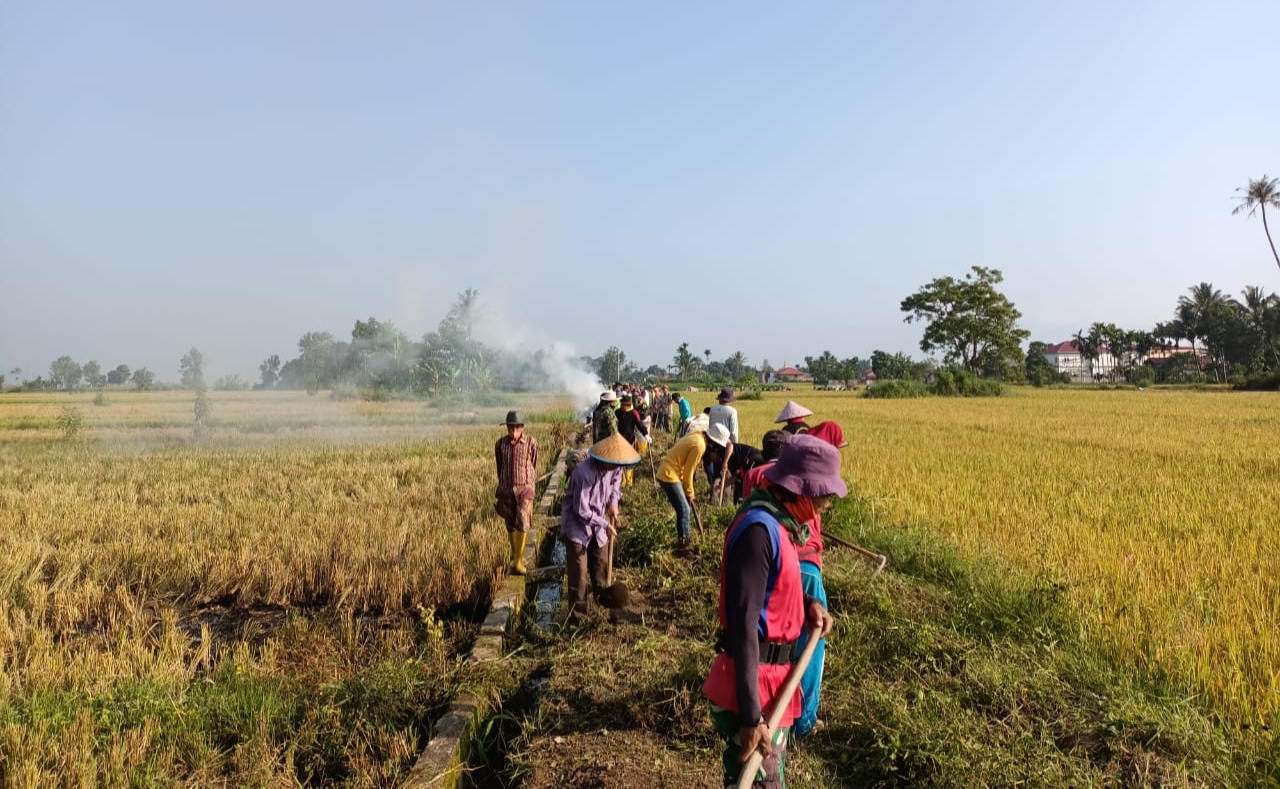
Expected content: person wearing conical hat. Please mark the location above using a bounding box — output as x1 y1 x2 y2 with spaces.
494 410 539 575
774 400 814 435
560 433 641 616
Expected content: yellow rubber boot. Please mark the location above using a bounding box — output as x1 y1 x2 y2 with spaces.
509 531 528 575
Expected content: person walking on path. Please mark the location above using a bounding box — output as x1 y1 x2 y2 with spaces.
702 434 843 788
592 390 620 443
673 392 694 436
559 433 640 617
774 401 814 435
707 388 741 498
494 410 539 576
615 394 651 487
657 423 730 556
787 421 849 737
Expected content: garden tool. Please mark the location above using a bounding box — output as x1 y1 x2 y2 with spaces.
736 625 822 789
825 532 888 576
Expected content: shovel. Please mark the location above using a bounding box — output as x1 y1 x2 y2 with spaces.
736 626 821 789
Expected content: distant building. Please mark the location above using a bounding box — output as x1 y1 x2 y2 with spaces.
773 362 814 384
1043 341 1116 381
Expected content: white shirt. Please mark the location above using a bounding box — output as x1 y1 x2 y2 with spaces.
708 403 740 444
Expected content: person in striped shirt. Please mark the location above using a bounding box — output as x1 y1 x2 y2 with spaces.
495 410 539 575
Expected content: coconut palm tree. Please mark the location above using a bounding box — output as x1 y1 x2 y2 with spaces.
1179 283 1231 380
1232 175 1280 274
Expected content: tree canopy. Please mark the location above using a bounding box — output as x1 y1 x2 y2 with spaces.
900 266 1030 376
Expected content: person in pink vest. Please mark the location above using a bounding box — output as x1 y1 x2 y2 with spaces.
789 420 849 737
702 434 845 788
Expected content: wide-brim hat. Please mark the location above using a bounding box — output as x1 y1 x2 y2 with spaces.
704 422 731 448
717 387 736 403
502 410 526 426
588 433 642 466
774 400 814 423
807 421 849 449
764 434 848 498
600 391 619 402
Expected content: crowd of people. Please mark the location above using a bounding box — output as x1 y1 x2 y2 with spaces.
494 388 848 789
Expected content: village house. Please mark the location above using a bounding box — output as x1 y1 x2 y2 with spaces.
772 362 814 384
1043 341 1117 382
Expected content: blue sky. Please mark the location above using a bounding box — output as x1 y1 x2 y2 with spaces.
2 0 1277 382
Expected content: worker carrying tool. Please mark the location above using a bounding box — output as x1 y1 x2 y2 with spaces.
559 433 640 617
702 434 842 788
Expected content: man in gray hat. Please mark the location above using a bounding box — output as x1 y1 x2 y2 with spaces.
494 410 539 575
706 387 740 500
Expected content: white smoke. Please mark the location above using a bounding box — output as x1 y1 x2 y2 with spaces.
470 310 602 411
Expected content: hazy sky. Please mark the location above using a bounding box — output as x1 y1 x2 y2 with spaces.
2 1 1277 382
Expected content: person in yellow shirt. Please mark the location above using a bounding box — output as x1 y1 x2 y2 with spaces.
657 423 730 556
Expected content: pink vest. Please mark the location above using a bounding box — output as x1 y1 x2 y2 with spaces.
702 507 805 725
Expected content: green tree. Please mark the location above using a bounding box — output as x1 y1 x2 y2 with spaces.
803 351 843 386
131 367 155 391
1232 175 1280 274
724 351 748 380
417 290 492 392
82 360 105 388
598 346 628 384
1024 342 1068 386
109 364 130 385
1178 283 1228 380
179 348 205 389
49 356 83 391
672 342 697 380
900 266 1029 375
870 350 915 380
259 354 282 389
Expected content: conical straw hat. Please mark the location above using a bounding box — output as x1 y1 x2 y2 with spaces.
774 400 814 423
588 433 642 466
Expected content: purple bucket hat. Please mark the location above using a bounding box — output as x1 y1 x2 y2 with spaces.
763 434 848 499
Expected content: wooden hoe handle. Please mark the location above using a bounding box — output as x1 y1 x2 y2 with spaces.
736 626 822 789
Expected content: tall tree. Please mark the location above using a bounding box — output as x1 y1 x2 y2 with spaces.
1177 283 1227 377
49 356 83 391
82 360 105 388
672 343 697 380
131 367 155 391
259 354 282 389
1232 175 1280 274
725 351 748 381
598 346 628 384
179 348 205 389
901 266 1029 375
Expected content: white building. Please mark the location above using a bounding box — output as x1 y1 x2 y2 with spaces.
1043 341 1117 382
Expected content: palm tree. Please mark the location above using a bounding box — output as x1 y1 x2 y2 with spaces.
1233 175 1280 274
1241 286 1280 368
1179 283 1230 380
725 351 747 380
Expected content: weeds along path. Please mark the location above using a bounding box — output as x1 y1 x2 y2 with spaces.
0 389 573 786
499 420 1267 788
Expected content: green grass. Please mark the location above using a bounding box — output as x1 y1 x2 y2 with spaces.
505 447 1274 788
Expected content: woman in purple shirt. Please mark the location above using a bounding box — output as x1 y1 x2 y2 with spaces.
560 433 641 616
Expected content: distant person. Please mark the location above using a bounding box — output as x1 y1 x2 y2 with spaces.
740 430 790 500
615 395 651 487
775 401 814 435
592 391 620 443
706 388 741 496
559 434 640 617
673 392 694 436
702 434 842 788
787 421 849 738
494 410 539 576
657 423 730 556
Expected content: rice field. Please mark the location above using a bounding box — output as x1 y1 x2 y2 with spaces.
682 387 1280 730
0 389 566 786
